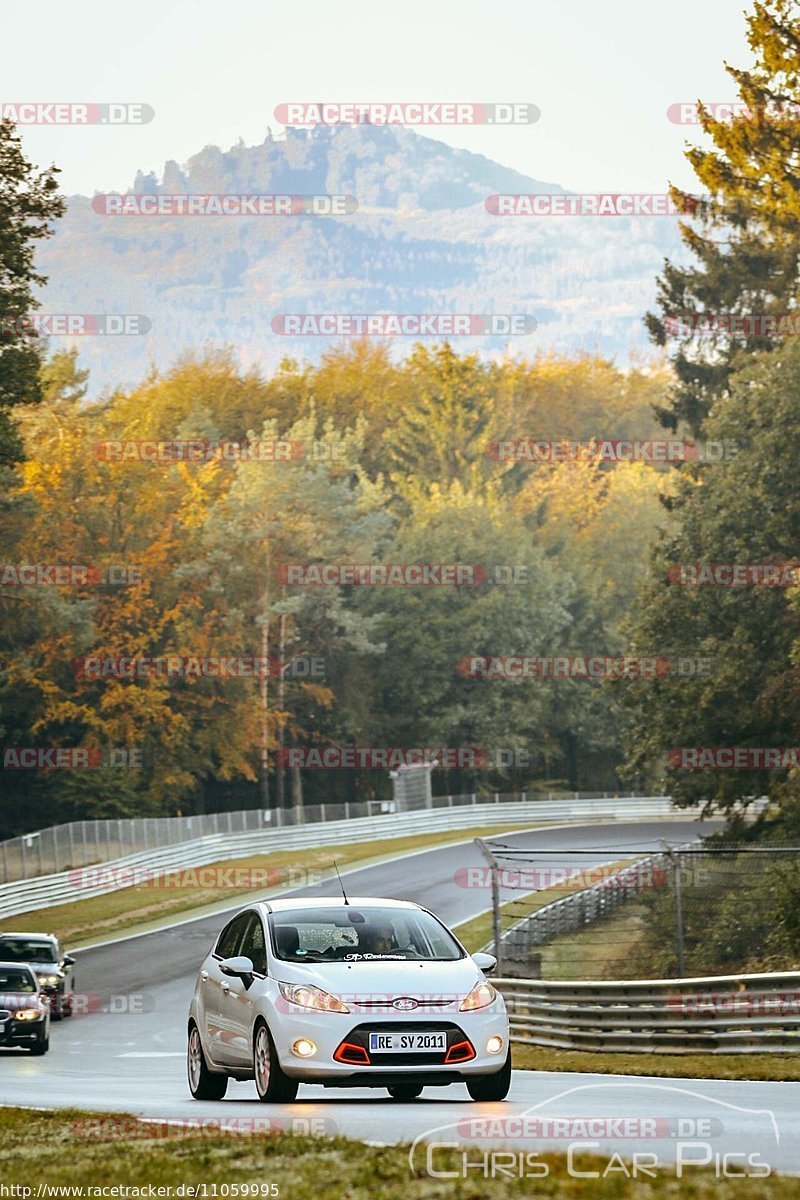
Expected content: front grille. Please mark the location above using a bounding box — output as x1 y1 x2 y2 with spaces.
354 999 454 1009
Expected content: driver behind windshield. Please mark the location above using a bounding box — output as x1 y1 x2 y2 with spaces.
357 924 395 955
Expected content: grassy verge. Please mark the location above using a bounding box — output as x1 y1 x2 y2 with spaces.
2 823 524 947
535 904 650 979
0 1107 794 1197
511 1043 800 1081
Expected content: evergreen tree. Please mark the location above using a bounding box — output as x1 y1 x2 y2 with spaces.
647 0 800 435
0 119 65 466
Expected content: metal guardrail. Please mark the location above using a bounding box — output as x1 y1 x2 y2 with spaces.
0 795 674 920
0 790 649 883
498 971 800 1053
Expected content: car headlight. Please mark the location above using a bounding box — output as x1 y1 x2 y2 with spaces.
38 974 61 987
459 981 497 1011
14 1009 41 1021
278 982 349 1013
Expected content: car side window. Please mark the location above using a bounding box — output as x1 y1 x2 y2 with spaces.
239 914 267 975
215 913 250 960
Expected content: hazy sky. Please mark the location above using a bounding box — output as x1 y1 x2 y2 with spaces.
4 0 752 194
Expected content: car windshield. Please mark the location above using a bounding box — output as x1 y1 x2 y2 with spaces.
269 907 464 962
0 966 37 992
0 937 57 964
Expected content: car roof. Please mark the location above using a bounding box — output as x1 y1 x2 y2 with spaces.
0 961 39 974
260 896 421 913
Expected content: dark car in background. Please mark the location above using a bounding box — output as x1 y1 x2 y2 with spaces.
0 963 50 1054
0 933 76 1019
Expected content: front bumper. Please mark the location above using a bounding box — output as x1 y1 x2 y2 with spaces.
271 1007 509 1081
0 1013 47 1047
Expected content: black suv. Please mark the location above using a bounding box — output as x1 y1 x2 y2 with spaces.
0 933 76 1019
0 963 49 1054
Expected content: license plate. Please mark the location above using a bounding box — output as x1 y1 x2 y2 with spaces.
0 1023 6 1035
368 1031 446 1053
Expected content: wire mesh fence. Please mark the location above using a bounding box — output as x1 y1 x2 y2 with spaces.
0 789 638 883
476 836 800 980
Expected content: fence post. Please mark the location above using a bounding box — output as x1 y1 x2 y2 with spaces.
666 847 686 977
475 838 503 973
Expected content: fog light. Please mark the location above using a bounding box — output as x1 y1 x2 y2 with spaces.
487 1035 504 1054
292 1038 317 1058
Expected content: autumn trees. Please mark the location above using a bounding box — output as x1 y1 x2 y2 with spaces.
0 346 671 834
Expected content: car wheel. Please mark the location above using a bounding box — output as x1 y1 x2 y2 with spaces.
466 1050 512 1101
29 1033 49 1056
387 1084 423 1101
187 1022 228 1100
253 1021 298 1103
62 995 73 1018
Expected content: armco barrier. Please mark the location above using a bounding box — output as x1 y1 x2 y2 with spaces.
0 790 650 883
498 971 800 1054
0 795 673 920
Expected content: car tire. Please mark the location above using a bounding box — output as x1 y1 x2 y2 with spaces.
187 1022 228 1100
62 995 73 1018
387 1084 423 1101
466 1050 511 1101
253 1021 298 1103
29 1033 49 1056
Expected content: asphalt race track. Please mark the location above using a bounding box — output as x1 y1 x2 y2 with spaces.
2 818 799 1175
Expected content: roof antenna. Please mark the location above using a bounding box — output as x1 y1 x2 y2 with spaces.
332 860 349 905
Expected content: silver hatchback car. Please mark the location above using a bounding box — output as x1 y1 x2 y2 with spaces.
188 896 510 1103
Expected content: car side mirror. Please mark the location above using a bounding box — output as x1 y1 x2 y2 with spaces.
220 956 254 985
62 955 76 967
473 952 497 975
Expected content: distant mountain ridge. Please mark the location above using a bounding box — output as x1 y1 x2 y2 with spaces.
38 125 683 394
